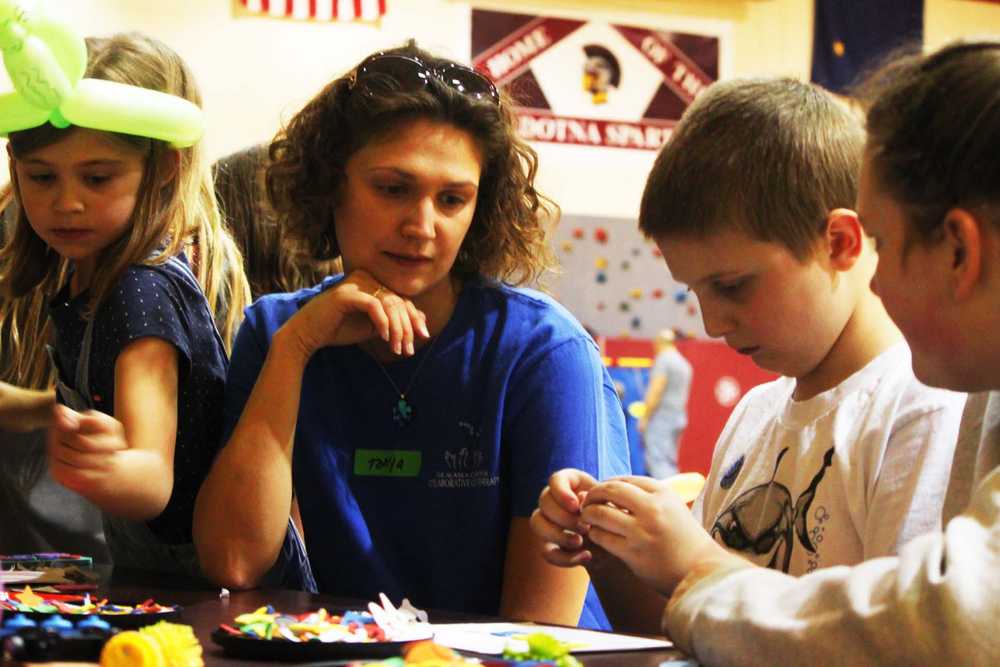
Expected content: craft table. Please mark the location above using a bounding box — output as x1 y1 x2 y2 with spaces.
79 568 688 665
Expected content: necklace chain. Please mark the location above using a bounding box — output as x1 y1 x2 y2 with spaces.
368 334 441 427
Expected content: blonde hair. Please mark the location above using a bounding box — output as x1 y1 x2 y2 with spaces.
213 144 340 298
0 32 249 391
0 186 56 389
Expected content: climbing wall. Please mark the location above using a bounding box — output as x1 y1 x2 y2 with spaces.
549 213 704 338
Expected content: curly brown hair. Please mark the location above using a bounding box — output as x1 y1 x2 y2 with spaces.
266 42 557 287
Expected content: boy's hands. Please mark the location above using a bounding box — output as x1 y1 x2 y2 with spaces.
47 404 128 494
580 475 736 597
531 469 596 566
532 471 740 631
531 468 617 570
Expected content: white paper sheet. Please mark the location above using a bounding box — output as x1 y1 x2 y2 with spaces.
431 622 672 654
0 569 45 584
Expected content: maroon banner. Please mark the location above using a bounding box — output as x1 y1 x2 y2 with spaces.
613 26 713 105
473 17 584 87
471 9 719 152
516 109 676 151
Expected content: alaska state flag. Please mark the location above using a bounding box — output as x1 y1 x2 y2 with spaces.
811 0 923 93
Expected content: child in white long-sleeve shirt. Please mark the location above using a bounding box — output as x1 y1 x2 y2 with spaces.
535 41 1000 665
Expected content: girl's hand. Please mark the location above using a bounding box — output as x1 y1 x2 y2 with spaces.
47 404 128 494
283 270 430 358
580 475 728 596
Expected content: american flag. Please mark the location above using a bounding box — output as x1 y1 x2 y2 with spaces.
239 0 386 21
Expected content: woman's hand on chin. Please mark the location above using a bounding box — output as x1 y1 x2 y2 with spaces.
283 269 430 358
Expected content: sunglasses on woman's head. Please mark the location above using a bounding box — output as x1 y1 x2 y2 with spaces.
350 54 500 105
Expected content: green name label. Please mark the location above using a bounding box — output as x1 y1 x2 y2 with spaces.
354 449 422 477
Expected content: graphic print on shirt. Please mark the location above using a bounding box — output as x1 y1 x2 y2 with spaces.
720 454 744 489
428 420 499 489
710 446 835 572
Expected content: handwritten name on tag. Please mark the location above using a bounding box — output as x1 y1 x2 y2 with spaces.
354 449 422 477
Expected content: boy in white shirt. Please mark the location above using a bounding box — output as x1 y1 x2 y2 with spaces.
531 76 965 632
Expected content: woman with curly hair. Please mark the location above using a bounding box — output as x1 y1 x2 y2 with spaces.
194 43 630 627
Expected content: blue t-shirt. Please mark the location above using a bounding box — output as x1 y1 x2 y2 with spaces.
48 257 228 545
224 274 630 627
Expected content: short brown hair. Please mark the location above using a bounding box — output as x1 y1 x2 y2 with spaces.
638 77 865 260
266 43 557 286
857 41 1000 248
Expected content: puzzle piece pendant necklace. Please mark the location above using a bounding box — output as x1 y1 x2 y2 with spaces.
370 334 441 427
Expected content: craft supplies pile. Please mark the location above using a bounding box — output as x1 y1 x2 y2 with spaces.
0 586 178 618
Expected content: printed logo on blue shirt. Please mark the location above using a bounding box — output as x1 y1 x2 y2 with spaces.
428 423 498 489
444 447 485 471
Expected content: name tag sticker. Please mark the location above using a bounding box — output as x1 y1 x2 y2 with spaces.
354 449 422 477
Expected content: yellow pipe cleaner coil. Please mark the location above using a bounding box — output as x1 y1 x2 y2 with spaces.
100 621 203 667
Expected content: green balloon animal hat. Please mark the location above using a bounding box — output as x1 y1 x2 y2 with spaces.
0 1 203 147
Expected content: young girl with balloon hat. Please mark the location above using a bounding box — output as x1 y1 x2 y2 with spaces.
0 15 254 579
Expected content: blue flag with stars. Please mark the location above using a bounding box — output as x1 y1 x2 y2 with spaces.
811 0 924 93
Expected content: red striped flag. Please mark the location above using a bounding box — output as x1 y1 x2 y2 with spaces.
239 0 386 21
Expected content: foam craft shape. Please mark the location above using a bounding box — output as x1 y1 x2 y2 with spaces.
0 1 203 147
664 472 706 504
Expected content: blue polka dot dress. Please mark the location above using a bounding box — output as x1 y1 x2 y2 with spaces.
48 255 228 546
